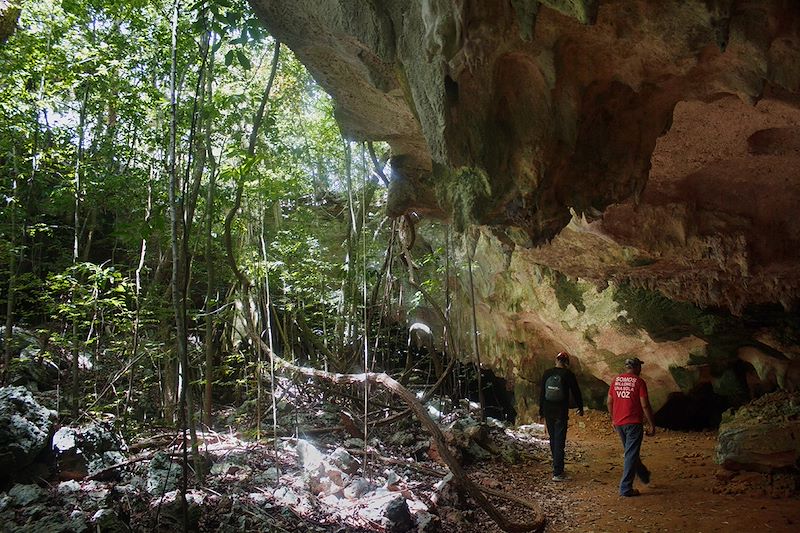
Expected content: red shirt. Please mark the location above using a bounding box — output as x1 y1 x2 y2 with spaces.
608 373 648 426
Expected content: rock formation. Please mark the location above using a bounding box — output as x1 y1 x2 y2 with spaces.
0 386 57 485
716 391 800 472
249 1 800 423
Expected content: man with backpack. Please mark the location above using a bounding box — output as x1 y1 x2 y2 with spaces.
539 351 584 481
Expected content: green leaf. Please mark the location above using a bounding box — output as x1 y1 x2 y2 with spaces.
62 0 83 16
236 50 251 70
224 50 235 66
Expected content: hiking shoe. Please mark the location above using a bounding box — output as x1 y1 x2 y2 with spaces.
552 474 569 482
638 467 651 485
621 489 640 497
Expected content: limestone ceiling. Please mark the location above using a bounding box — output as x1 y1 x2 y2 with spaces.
249 0 800 311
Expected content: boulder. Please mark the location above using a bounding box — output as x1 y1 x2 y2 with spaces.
0 328 58 392
52 422 127 480
0 386 57 483
716 391 800 473
146 451 182 496
8 483 46 506
358 488 413 533
0 326 38 352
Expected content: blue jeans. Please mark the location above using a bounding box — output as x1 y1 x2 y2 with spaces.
616 423 648 495
546 414 568 476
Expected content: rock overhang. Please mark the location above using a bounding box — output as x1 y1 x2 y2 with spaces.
249 0 800 311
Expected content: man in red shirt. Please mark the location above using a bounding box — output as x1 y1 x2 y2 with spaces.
607 357 656 497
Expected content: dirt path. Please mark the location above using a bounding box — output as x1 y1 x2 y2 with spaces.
537 411 800 532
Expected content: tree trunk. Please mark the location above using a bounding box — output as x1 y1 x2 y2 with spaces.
223 42 280 287
72 84 90 419
166 2 189 528
203 32 217 429
124 170 153 430
220 41 280 441
2 147 19 385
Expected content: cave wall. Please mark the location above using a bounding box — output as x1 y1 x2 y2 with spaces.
446 226 706 421
249 0 800 310
437 225 799 424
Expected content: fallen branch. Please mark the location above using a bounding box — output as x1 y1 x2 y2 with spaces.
345 448 445 478
85 443 256 481
86 451 162 480
128 432 179 453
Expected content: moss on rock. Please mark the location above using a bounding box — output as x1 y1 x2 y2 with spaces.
613 285 718 341
553 271 586 312
434 167 492 232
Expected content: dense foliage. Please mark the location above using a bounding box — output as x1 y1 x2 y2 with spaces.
0 0 409 430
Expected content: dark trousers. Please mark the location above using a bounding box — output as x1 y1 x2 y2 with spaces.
615 423 649 495
545 414 568 476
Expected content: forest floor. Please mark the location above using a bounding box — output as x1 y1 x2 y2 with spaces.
458 410 800 533
11 402 798 532
177 406 800 533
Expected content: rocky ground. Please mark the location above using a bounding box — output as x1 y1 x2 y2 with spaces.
3 405 799 532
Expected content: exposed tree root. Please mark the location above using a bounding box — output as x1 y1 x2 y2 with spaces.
247 333 545 532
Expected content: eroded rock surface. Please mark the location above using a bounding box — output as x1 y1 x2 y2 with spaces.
0 0 21 44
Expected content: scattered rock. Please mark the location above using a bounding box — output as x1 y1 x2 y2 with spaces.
210 462 252 478
329 446 360 474
8 483 45 506
253 466 279 484
7 348 59 392
389 430 416 446
431 472 459 508
344 437 365 449
433 416 498 464
344 477 375 499
150 490 204 531
90 508 129 532
273 486 300 506
296 439 324 473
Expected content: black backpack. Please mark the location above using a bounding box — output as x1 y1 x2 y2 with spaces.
544 373 565 402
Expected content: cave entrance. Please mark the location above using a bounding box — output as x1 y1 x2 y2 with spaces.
654 382 729 430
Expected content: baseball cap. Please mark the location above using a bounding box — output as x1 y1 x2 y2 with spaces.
624 357 644 368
